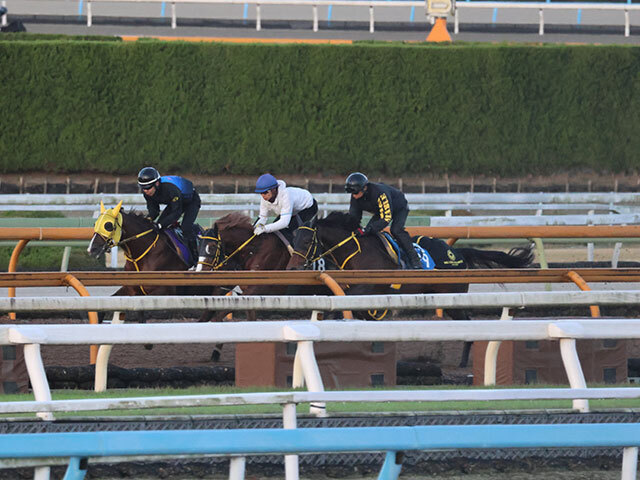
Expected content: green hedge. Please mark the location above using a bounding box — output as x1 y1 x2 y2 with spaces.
1 40 640 176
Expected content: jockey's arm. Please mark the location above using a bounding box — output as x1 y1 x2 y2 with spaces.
264 211 292 233
145 195 160 221
263 187 292 233
364 192 392 233
157 185 184 228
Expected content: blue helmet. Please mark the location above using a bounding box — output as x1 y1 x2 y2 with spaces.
255 173 278 193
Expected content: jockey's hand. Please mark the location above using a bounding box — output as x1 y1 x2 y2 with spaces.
154 222 163 231
254 224 266 236
356 227 366 237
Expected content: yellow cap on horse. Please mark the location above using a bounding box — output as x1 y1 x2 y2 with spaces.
94 200 124 244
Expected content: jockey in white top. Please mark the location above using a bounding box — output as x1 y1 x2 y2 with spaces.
253 173 318 239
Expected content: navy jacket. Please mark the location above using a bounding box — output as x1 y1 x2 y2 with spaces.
348 182 408 233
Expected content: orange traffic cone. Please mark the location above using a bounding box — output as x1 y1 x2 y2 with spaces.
426 17 452 42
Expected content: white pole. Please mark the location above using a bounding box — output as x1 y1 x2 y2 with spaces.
111 246 119 269
559 338 589 412
256 4 261 31
538 8 543 35
622 447 638 480
23 344 54 421
228 456 246 480
454 8 459 34
171 2 176 28
87 0 92 27
625 10 630 37
34 467 51 480
297 341 326 417
283 403 299 480
1 1 6 27
94 311 123 392
60 246 71 272
369 6 374 33
313 5 318 31
484 307 512 386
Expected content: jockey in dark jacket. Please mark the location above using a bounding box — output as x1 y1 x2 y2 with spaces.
137 167 201 262
345 172 422 269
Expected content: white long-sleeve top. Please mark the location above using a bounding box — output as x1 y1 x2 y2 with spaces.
257 180 314 232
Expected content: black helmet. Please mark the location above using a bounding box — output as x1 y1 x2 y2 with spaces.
344 172 368 194
138 167 160 187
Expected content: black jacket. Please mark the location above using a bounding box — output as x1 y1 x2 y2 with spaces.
348 182 408 232
144 182 188 228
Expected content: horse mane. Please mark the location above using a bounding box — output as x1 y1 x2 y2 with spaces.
215 212 253 233
123 209 153 226
317 212 360 232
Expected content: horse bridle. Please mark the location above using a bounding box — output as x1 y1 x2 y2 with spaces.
197 232 257 271
292 225 362 270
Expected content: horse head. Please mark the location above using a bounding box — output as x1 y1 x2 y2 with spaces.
87 201 124 258
196 225 222 271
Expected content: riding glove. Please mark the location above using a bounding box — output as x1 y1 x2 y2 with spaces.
254 224 266 236
154 222 163 231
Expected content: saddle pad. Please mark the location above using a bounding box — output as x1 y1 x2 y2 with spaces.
381 232 435 270
165 228 191 265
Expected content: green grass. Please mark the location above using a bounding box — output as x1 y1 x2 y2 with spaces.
2 385 639 418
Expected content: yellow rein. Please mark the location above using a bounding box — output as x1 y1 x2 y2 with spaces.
198 233 257 271
308 231 361 270
119 228 157 295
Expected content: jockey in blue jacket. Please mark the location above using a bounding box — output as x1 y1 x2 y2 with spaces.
137 167 201 260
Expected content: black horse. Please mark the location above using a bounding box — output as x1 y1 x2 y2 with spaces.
286 212 534 367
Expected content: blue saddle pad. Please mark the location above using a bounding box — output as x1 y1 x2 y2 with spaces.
382 233 435 270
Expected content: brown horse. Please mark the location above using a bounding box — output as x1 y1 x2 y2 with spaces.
286 212 534 367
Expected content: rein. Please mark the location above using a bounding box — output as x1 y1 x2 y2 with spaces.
119 227 157 295
300 227 361 270
198 232 257 271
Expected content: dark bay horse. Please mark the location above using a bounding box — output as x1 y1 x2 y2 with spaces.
196 212 292 321
87 201 193 296
286 212 534 367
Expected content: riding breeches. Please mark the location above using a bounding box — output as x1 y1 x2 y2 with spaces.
181 191 201 241
390 207 421 267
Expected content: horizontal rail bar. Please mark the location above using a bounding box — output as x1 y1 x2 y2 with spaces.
2 268 640 288
2 424 640 458
2 387 639 414
3 318 640 345
2 225 640 241
4 291 640 312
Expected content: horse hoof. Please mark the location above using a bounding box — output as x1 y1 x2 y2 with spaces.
211 350 221 362
144 344 154 351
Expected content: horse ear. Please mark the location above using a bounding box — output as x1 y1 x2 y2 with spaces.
100 201 105 214
112 200 123 217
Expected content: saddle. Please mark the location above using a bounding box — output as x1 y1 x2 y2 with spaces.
164 224 203 267
375 232 435 270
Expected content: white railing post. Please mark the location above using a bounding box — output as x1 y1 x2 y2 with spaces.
171 2 177 29
229 456 246 480
111 246 119 269
538 8 544 35
95 311 124 392
484 307 512 386
256 4 261 31
1 1 6 27
625 10 630 37
283 402 300 480
313 5 318 31
622 446 638 480
454 8 459 34
559 338 589 412
23 344 54 421
369 6 375 33
60 246 71 272
34 467 51 480
87 0 92 27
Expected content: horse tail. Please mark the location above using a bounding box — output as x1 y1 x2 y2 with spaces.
457 245 534 269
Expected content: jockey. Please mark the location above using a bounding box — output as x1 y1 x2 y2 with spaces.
137 167 201 261
345 172 422 270
253 173 318 241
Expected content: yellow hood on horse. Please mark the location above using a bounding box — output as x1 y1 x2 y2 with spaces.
93 200 124 245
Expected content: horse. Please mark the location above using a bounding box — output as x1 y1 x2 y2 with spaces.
286 212 534 367
87 201 198 296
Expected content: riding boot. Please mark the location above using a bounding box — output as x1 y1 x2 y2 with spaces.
396 235 422 270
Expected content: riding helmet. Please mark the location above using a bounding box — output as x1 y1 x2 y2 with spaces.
138 167 161 187
344 172 368 194
255 173 279 193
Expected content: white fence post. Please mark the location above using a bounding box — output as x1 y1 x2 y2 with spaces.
484 307 512 386
622 446 638 480
23 344 54 421
95 311 124 392
559 338 589 412
283 402 300 480
229 456 246 480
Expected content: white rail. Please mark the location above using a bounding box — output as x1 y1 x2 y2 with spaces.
3 290 640 312
14 0 640 36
